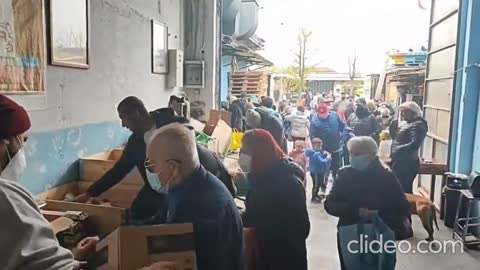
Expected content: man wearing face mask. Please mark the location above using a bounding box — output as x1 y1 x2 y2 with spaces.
74 96 236 221
324 136 411 270
0 95 99 269
146 123 243 270
347 98 380 141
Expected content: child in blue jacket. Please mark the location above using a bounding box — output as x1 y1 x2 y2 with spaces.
305 137 331 203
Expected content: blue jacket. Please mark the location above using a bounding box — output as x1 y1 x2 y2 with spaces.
310 112 345 152
341 126 355 149
167 166 244 270
305 149 331 174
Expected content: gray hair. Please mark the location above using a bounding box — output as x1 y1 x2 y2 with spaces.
245 109 261 128
148 123 200 175
379 108 390 117
399 101 423 117
347 136 378 157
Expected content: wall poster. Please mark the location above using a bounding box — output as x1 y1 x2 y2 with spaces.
0 0 46 93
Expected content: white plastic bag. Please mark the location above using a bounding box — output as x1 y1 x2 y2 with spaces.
378 140 392 159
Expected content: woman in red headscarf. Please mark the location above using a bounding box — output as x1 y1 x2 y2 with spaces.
239 129 310 270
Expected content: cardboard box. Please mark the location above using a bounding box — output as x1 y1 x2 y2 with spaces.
37 180 142 209
95 223 197 270
208 110 232 127
80 148 144 186
78 181 143 209
203 110 232 136
42 200 126 236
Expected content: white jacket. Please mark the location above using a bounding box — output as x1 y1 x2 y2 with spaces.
286 111 310 138
0 179 77 270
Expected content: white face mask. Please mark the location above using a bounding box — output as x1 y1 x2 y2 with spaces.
146 169 169 194
1 137 27 182
238 153 252 173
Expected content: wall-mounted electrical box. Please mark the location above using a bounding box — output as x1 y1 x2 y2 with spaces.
167 49 184 88
184 60 205 88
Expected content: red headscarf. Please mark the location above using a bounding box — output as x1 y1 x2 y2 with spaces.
247 129 285 175
0 95 31 139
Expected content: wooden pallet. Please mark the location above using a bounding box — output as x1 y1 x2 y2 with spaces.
229 71 268 97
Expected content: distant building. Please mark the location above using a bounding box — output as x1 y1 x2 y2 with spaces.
375 49 426 106
364 74 380 100
306 71 364 96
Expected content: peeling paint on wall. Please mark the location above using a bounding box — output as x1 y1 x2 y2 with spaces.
20 121 130 194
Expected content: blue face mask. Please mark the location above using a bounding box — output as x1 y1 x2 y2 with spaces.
146 170 169 194
350 154 372 171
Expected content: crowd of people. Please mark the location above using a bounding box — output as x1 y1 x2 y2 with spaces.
226 92 427 269
0 90 428 270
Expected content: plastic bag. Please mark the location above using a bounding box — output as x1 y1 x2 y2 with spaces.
338 216 396 270
230 129 244 151
378 140 392 159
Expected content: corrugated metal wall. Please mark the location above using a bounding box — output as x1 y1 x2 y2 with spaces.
420 0 461 206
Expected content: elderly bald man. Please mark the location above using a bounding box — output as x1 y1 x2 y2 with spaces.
146 123 244 270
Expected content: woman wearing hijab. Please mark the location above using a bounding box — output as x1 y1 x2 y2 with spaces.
239 129 310 270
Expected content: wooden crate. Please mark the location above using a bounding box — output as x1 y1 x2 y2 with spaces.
42 199 127 236
37 181 142 210
229 71 268 97
78 181 142 209
79 148 144 186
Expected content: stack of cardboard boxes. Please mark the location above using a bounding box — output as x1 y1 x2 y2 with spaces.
36 110 241 269
37 148 197 269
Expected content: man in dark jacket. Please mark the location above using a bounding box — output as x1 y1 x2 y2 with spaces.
390 101 428 194
245 106 288 153
74 96 236 220
344 97 355 120
347 98 379 140
147 124 243 270
229 96 246 131
311 102 345 180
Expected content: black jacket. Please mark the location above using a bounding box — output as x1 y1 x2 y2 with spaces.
347 111 379 139
229 100 244 131
87 110 236 198
255 107 288 153
243 159 310 270
324 158 410 233
376 115 393 131
167 166 244 270
391 117 428 161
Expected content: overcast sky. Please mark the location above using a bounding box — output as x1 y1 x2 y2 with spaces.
256 0 430 74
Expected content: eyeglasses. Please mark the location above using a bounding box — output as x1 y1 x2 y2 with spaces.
144 158 181 172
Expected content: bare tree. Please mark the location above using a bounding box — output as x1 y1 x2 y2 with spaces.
293 28 313 92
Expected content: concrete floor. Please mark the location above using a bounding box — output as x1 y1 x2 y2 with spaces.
305 178 480 270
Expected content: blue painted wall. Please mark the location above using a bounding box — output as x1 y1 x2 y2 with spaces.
450 0 480 174
21 121 130 194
